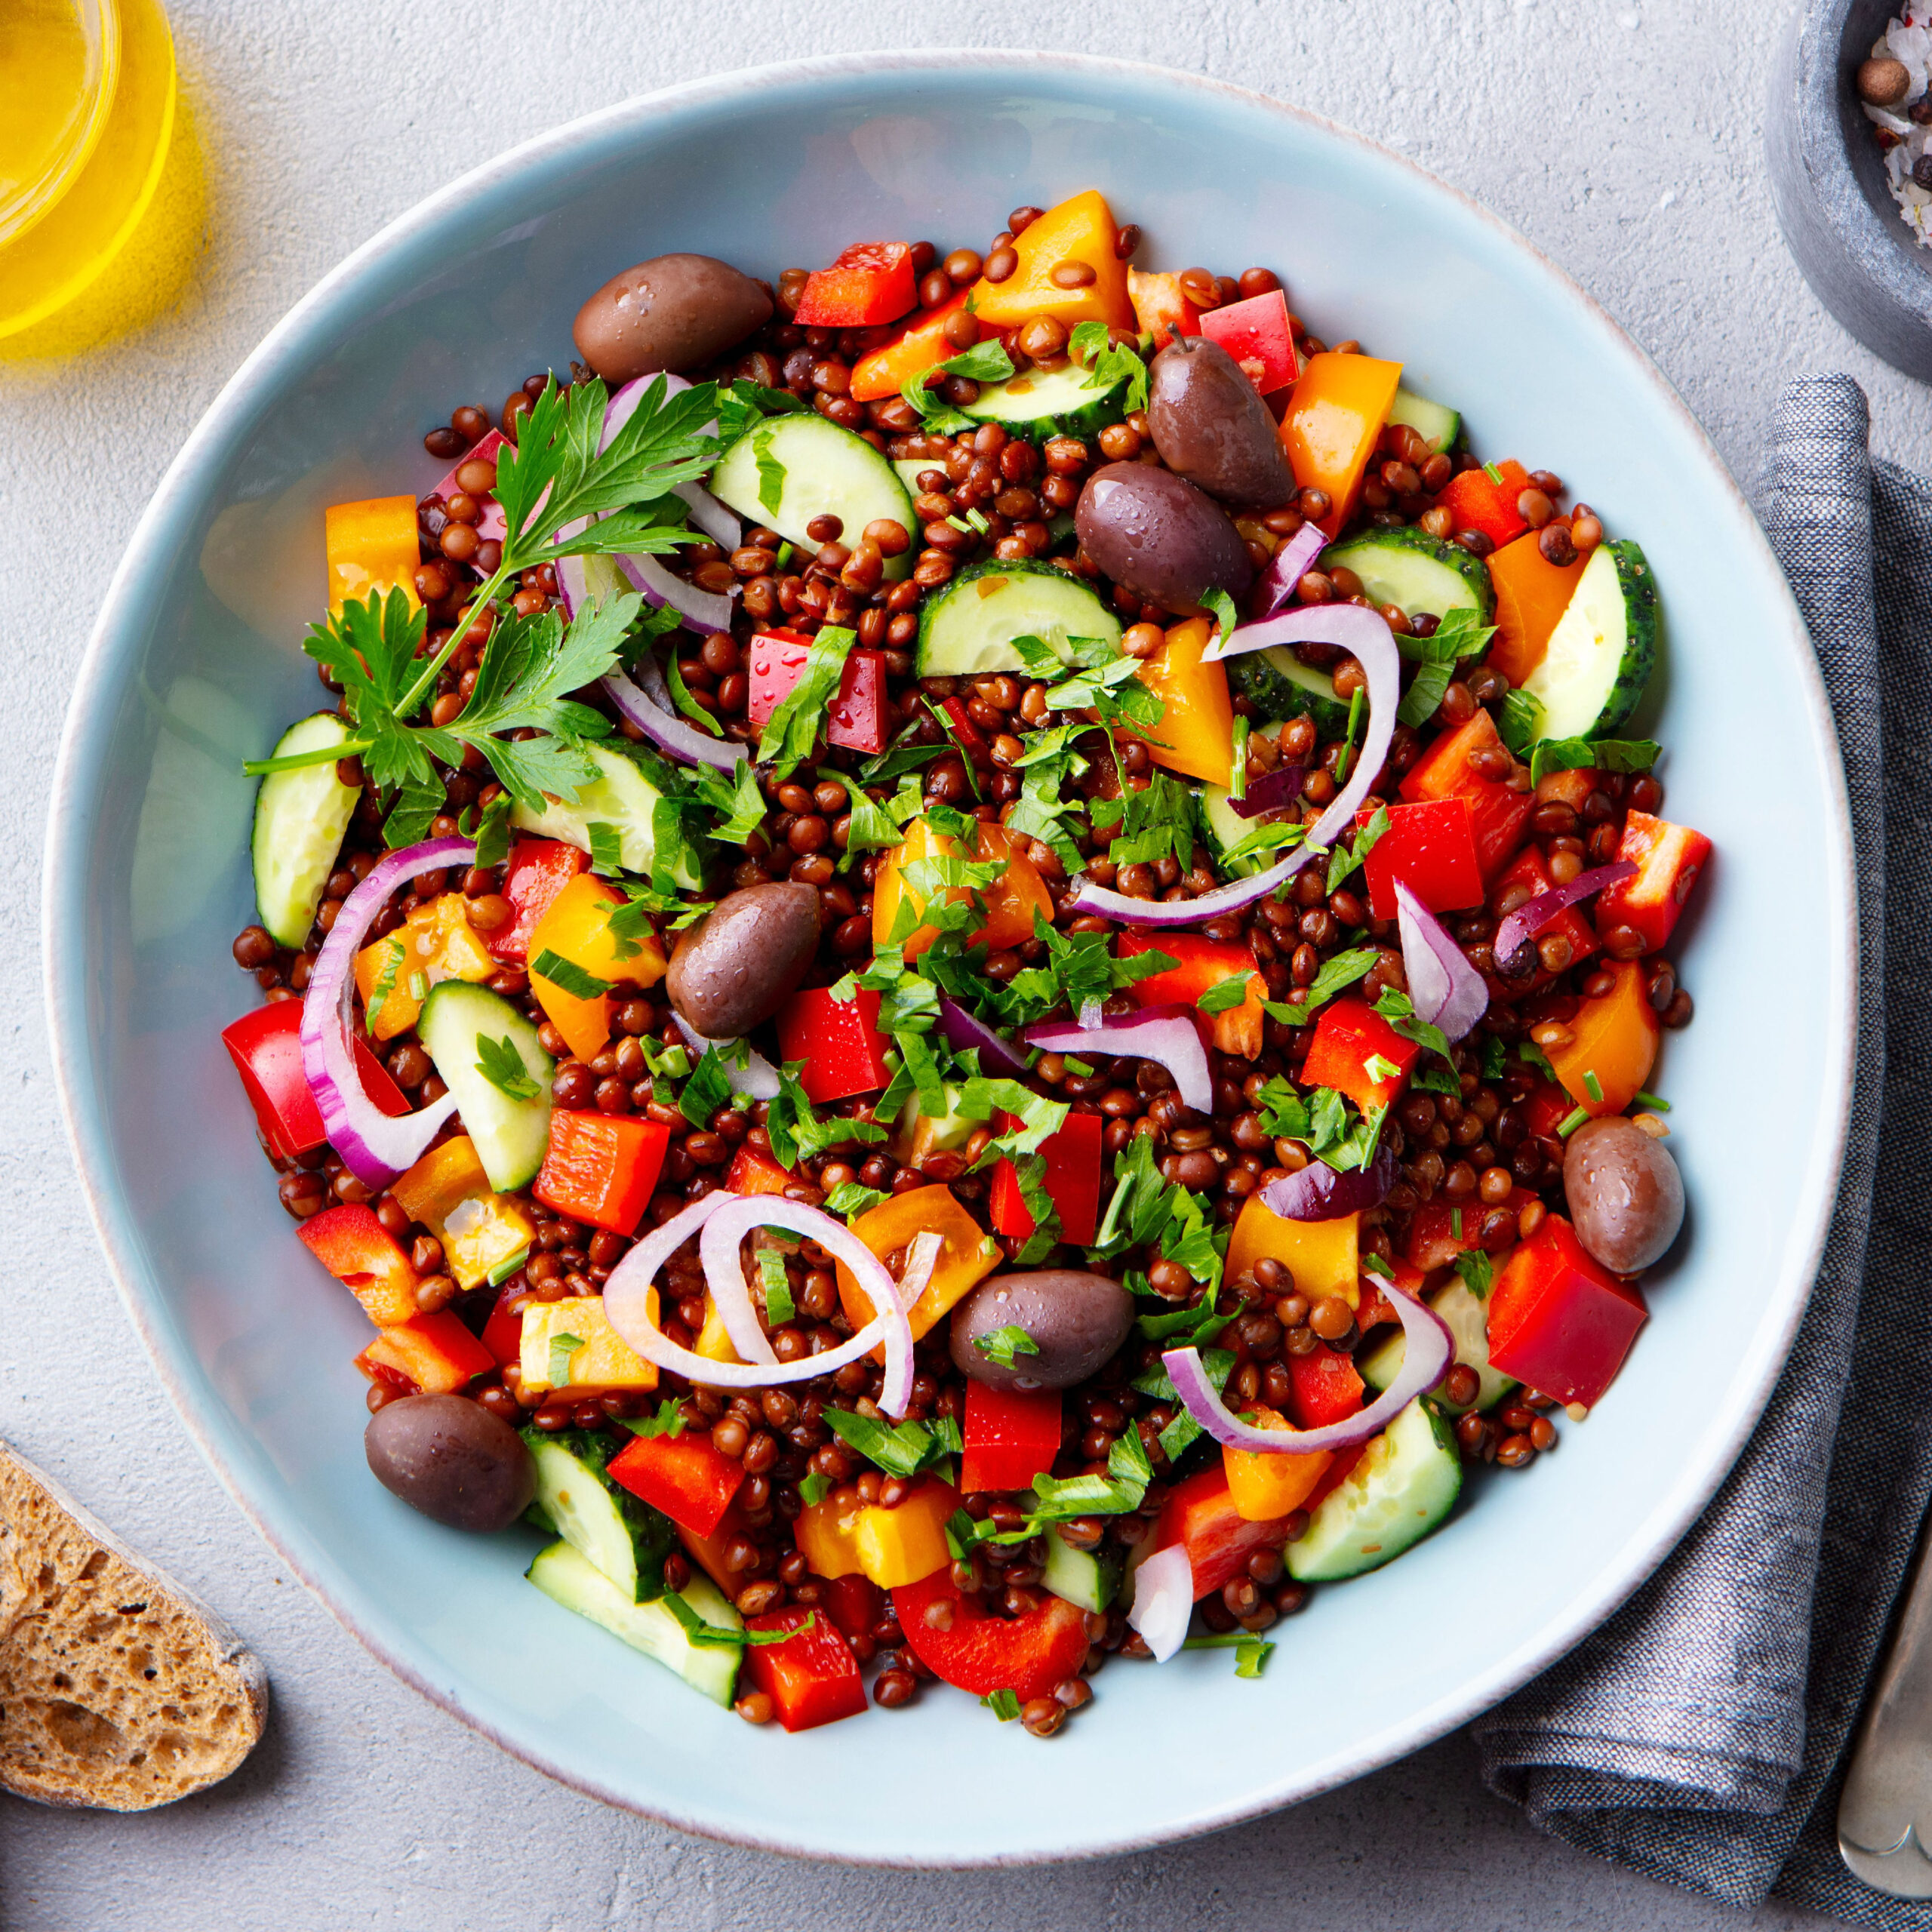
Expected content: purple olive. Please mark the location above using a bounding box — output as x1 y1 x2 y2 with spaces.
1075 463 1254 613
365 1395 534 1533
573 254 773 383
1563 1118 1685 1274
950 1270 1136 1392
666 881 820 1040
1146 335 1297 508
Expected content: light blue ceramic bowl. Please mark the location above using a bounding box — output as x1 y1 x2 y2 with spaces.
45 51 1852 1864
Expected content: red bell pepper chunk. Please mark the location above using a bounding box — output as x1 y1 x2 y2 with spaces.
1521 1080 1576 1143
481 1285 524 1368
1155 1466 1301 1600
607 1429 748 1540
987 1109 1104 1247
1438 459 1532 549
1285 1346 1364 1430
532 1109 668 1235
934 692 986 754
1300 997 1418 1112
742 1606 869 1732
297 1203 420 1326
1487 1214 1647 1409
1118 930 1257 1008
1593 811 1712 954
1355 1275 1400 1331
1303 1442 1367 1512
959 1382 1063 1494
792 242 918 328
774 986 891 1104
724 1143 796 1197
1404 1187 1538 1269
823 1574 882 1640
1197 289 1300 395
892 1568 1091 1700
743 631 889 755
1357 797 1484 921
1398 709 1534 883
493 838 589 965
355 1309 494 1394
222 1000 408 1161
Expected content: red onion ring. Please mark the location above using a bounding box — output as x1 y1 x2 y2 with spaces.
1260 1145 1396 1220
601 664 746 773
1492 860 1639 971
1128 1543 1194 1662
670 1014 780 1099
298 835 475 1189
1394 879 1489 1042
616 550 734 636
1252 522 1327 618
1200 600 1396 666
938 995 1032 1081
1020 1004 1212 1114
1065 609 1398 930
1227 762 1307 819
1164 1281 1453 1454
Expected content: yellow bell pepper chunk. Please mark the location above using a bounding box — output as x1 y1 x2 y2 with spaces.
871 817 1053 961
519 1294 660 1397
1226 1196 1361 1311
694 1294 744 1366
1546 959 1660 1118
391 1135 534 1290
1123 617 1235 786
794 1475 958 1589
354 894 497 1041
1223 1406 1334 1522
527 873 666 1064
1279 353 1404 538
969 189 1135 333
832 1186 1003 1343
325 496 423 614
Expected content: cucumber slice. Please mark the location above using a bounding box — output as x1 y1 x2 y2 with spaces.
1041 1525 1120 1613
1519 539 1657 742
916 559 1122 678
251 713 358 948
1386 386 1460 456
1321 527 1494 623
522 1430 674 1604
528 1540 743 1708
962 364 1128 441
1223 650 1352 735
894 457 937 497
416 982 554 1191
509 740 700 889
1360 1279 1517 1414
1286 1398 1463 1583
710 414 915 580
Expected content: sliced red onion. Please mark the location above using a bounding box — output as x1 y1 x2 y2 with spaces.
1492 860 1639 971
1253 522 1327 618
938 995 1031 1080
1394 878 1489 1043
1066 610 1398 930
617 550 734 636
1260 1145 1396 1220
298 836 474 1189
601 664 746 772
1020 1004 1211 1115
671 1015 781 1099
1201 601 1396 666
602 374 740 549
1128 1543 1194 1663
603 1193 919 1417
428 428 508 543
1164 1281 1453 1454
1228 763 1307 820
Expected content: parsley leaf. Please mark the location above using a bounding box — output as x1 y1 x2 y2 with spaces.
1066 321 1152 412
1324 804 1389 896
1453 1251 1494 1299
531 949 611 1000
1498 688 1541 757
756 1247 795 1325
624 1398 692 1440
1090 770 1198 872
822 1408 962 1478
823 1181 888 1219
680 1046 735 1128
974 1324 1039 1370
475 1032 541 1102
546 1332 584 1388
1263 944 1378 1030
1527 735 1661 784
758 626 856 777
1196 974 1252 1017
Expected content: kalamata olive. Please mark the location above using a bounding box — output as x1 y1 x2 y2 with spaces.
365 1395 534 1532
572 254 774 383
1563 1118 1685 1274
1074 463 1254 613
666 881 820 1040
1146 335 1297 509
949 1269 1136 1392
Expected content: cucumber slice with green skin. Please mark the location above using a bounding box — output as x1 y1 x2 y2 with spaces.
1320 527 1494 623
962 364 1128 441
1286 1398 1463 1583
709 414 915 580
1360 1279 1517 1414
527 1540 743 1708
251 713 358 948
1225 649 1352 736
509 740 701 888
1519 539 1657 742
1386 386 1461 456
1041 1525 1121 1613
521 1431 675 1604
417 982 554 1191
916 559 1123 678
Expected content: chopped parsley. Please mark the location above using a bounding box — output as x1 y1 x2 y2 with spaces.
475 1032 541 1102
974 1325 1040 1370
1454 1251 1494 1299
757 625 857 777
821 1408 962 1478
546 1332 583 1388
531 949 611 1000
756 1247 795 1327
624 1398 691 1441
1196 974 1252 1016
1528 736 1660 786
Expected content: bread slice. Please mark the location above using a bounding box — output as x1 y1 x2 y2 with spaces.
0 1438 268 1808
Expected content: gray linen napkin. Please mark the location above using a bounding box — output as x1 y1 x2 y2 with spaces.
1472 374 1932 1925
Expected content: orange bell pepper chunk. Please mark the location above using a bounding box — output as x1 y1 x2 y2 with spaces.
527 873 666 1064
1128 269 1203 342
1545 960 1660 1118
1223 1406 1334 1522
354 893 497 1041
1226 1196 1361 1310
970 189 1135 333
1487 532 1586 687
1122 616 1235 785
849 287 972 403
392 1135 534 1289
325 495 422 614
832 1186 1002 1343
794 1475 958 1589
1279 353 1404 537
871 816 1052 960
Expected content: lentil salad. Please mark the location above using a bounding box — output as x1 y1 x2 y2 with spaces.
223 189 1709 1738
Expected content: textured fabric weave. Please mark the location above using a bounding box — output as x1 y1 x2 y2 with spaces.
1474 374 1932 1924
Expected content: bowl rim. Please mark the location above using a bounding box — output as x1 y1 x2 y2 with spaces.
42 47 1857 1866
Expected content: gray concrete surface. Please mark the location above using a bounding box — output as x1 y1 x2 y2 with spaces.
0 2 1908 1925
